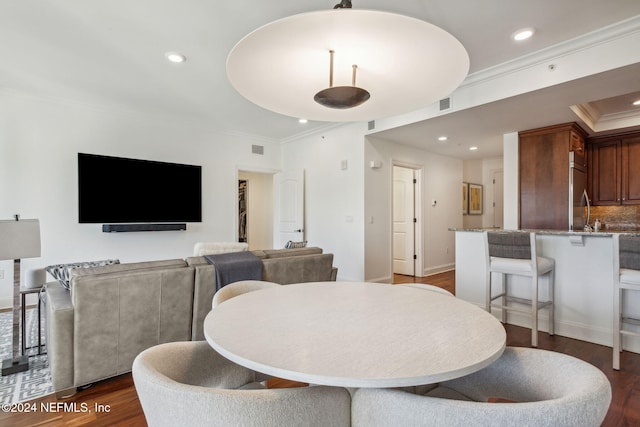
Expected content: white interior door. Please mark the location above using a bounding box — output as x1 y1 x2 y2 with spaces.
493 170 504 228
393 166 415 275
273 169 304 248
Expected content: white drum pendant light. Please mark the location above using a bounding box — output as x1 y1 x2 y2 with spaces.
226 1 469 122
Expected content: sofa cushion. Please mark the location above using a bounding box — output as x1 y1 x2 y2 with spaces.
72 266 195 387
70 259 185 277
262 253 334 284
46 259 120 290
185 256 209 267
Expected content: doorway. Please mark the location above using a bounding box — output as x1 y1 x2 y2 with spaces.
237 170 274 250
492 169 504 228
392 165 423 277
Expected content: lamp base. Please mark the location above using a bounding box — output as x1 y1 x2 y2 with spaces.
2 356 29 376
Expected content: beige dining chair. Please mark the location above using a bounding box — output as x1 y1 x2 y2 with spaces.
132 341 351 427
612 233 640 370
484 231 554 347
397 282 454 296
212 280 281 308
351 346 611 427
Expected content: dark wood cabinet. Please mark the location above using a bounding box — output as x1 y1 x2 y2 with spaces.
589 140 620 205
622 137 640 204
587 133 640 205
519 123 587 229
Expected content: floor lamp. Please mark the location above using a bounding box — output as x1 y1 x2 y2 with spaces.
0 216 41 376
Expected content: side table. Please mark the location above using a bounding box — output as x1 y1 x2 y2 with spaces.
19 286 46 356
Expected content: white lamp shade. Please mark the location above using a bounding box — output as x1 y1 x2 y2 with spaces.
227 9 469 122
0 219 41 260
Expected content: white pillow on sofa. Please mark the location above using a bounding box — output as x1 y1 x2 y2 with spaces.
193 242 249 256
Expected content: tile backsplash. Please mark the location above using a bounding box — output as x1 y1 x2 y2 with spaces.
589 205 640 231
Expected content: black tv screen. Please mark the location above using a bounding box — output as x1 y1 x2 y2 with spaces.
78 153 202 223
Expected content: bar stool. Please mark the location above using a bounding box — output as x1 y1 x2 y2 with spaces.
612 234 640 370
484 231 554 347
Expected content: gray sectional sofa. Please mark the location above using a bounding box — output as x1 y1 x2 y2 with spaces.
45 247 337 398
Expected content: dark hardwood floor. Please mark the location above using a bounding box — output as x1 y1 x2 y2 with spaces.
2 270 638 426
393 271 456 295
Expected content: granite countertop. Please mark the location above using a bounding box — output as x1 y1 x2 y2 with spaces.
449 228 640 237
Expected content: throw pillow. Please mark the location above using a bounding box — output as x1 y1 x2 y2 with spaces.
45 259 120 290
285 240 307 249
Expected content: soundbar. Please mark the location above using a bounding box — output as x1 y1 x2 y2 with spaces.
102 223 187 233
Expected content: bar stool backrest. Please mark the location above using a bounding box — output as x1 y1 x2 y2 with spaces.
619 235 640 270
487 232 531 260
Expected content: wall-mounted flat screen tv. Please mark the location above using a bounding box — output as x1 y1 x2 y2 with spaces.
78 153 202 224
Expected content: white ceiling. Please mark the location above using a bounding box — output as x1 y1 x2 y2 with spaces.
2 0 640 156
372 63 640 159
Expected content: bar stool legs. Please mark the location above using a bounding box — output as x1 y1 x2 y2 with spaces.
612 234 640 370
485 231 554 348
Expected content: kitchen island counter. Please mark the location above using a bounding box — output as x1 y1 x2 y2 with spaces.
454 229 640 354
450 228 640 236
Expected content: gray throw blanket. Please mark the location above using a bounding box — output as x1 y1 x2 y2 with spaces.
204 251 263 291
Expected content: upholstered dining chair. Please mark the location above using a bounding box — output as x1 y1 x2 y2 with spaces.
351 346 611 427
212 280 281 308
612 233 640 370
484 231 554 347
132 341 351 427
397 283 454 296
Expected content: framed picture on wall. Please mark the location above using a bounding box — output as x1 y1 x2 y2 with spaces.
462 182 469 215
468 183 483 215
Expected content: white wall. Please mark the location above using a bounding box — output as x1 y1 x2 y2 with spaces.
280 123 366 282
364 137 462 282
503 132 519 230
0 90 281 308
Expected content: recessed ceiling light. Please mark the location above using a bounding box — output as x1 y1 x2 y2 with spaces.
512 28 535 41
438 136 448 141
165 52 186 63
298 118 308 124
633 99 640 106
469 146 478 151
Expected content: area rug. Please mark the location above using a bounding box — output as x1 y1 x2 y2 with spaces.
0 306 53 404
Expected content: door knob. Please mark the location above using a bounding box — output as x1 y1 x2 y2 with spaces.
294 229 304 233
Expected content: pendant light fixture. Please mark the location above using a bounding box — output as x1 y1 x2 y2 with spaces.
226 1 469 122
314 50 370 109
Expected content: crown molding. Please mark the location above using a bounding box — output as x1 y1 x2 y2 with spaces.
461 14 640 88
279 122 349 145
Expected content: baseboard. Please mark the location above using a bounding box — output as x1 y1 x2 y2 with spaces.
367 266 454 284
467 302 640 355
422 263 455 277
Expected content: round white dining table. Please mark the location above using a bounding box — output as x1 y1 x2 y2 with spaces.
204 281 506 388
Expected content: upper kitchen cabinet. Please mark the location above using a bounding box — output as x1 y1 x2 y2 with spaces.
588 132 640 205
519 123 587 230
